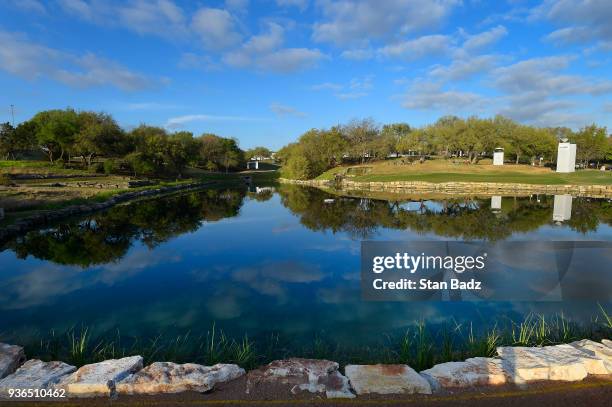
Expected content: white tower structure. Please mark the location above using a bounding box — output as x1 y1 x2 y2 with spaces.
556 140 576 173
493 147 504 166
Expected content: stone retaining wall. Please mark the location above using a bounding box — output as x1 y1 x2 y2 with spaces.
0 339 610 399
0 181 213 244
279 178 612 198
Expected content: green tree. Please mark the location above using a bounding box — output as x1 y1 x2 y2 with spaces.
74 111 125 168
166 131 199 177
572 124 608 166
31 109 80 162
0 122 16 159
197 134 244 172
245 146 272 160
342 118 379 163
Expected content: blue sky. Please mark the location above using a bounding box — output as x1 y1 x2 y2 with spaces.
0 0 611 150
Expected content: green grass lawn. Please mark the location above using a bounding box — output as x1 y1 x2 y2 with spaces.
316 160 612 185
353 170 612 185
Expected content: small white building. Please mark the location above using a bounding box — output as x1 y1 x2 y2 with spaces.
246 161 259 170
556 141 576 173
493 147 504 166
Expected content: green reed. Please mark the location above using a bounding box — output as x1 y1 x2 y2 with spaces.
5 310 610 371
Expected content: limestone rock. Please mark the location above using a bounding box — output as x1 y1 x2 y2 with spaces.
0 360 75 397
601 339 612 349
0 343 25 379
57 356 143 397
497 344 607 383
420 357 508 390
569 339 612 373
246 358 354 399
116 362 244 395
344 364 432 395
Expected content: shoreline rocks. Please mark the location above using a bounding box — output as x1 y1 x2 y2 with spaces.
57 356 143 397
420 357 508 390
345 364 431 395
0 339 609 399
0 360 75 398
497 344 608 383
116 362 244 395
246 358 354 399
0 343 25 379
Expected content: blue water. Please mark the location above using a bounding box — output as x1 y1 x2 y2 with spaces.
0 185 610 349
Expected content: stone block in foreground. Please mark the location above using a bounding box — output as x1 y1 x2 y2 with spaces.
0 343 25 379
344 364 431 395
57 356 143 397
246 358 354 399
420 357 508 390
497 344 607 383
116 362 244 394
569 339 612 374
0 360 75 397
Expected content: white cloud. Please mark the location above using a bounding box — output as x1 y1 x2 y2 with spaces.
0 30 155 91
224 22 278 66
311 76 373 100
402 82 484 111
59 0 189 39
191 7 242 50
256 48 324 72
165 114 265 129
492 56 612 95
430 54 500 81
461 25 507 52
544 26 593 45
534 0 612 47
223 23 324 73
8 0 46 13
340 48 374 60
313 0 460 46
270 103 306 117
378 35 452 60
487 55 612 126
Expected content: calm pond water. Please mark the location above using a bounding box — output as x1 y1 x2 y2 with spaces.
0 184 611 352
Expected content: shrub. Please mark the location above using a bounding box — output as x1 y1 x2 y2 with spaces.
103 159 118 175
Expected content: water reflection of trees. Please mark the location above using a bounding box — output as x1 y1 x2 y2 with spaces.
278 185 612 240
5 189 246 267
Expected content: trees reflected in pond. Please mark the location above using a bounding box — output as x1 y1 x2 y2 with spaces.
277 185 612 240
5 189 246 267
3 185 610 267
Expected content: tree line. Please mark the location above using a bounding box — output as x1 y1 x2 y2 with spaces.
0 109 273 177
277 116 612 179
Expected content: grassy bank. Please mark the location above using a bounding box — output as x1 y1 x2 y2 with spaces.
0 161 279 225
316 159 612 185
4 310 610 371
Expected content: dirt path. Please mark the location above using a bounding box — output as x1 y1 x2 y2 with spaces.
2 377 610 407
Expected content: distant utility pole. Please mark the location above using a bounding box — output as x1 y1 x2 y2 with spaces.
10 104 15 127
